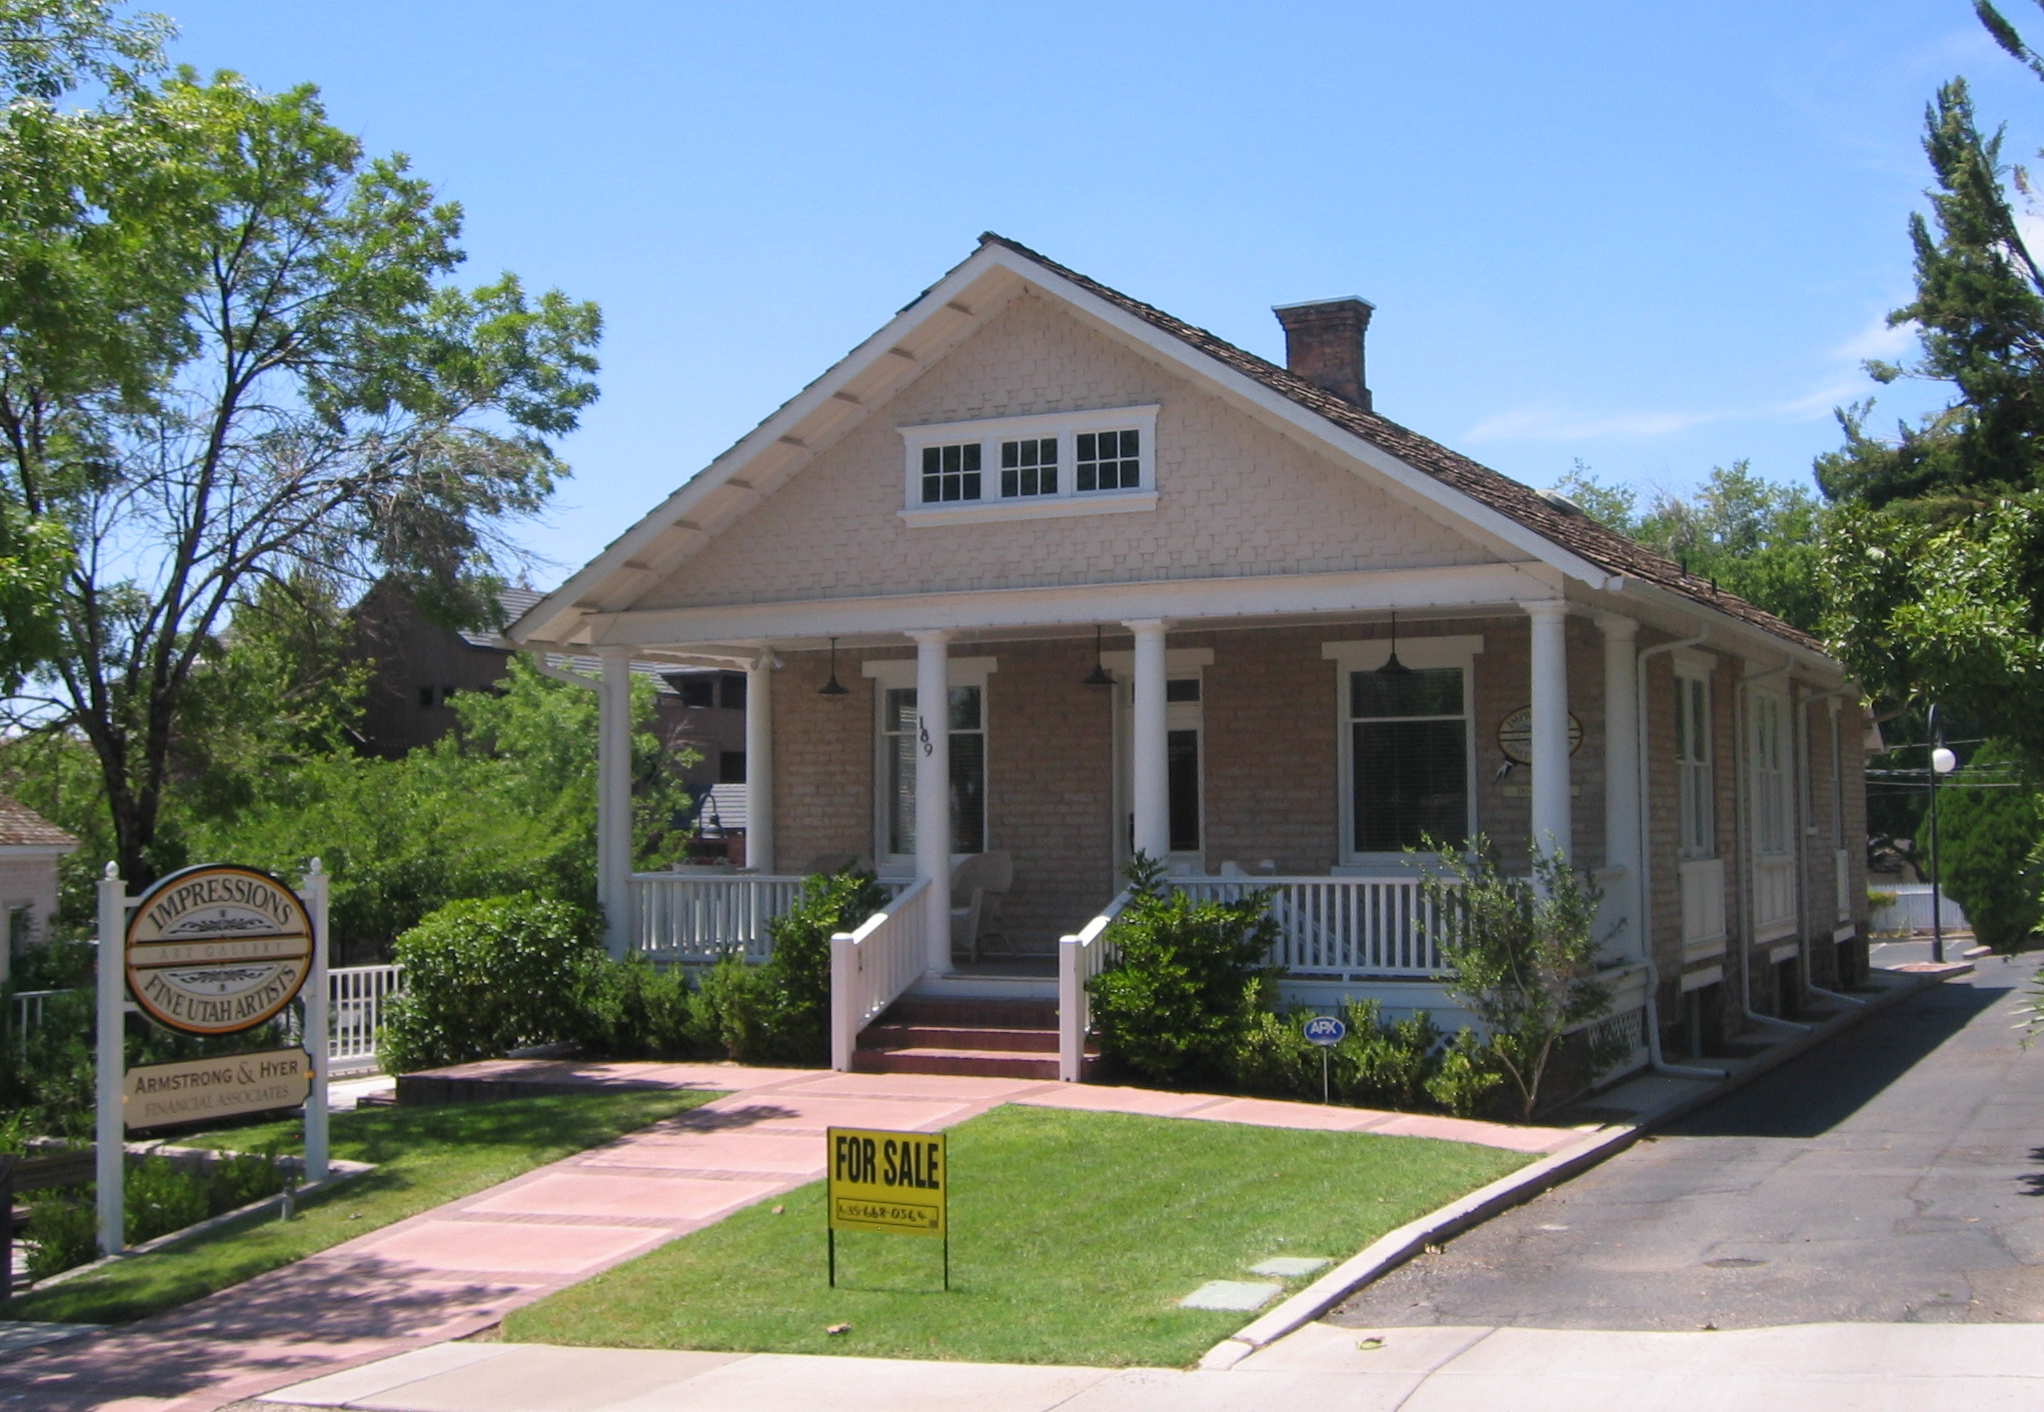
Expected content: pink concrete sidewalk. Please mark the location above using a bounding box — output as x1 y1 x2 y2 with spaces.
0 1062 1578 1412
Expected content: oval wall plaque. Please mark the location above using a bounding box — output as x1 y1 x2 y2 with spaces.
125 864 314 1036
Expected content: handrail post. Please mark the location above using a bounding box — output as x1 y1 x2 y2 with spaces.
830 930 857 1071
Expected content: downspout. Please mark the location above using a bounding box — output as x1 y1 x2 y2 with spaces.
1736 661 1810 1034
1799 683 1866 1007
1634 630 1727 1078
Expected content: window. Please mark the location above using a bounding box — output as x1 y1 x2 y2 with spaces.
1752 691 1789 856
863 657 997 870
719 672 747 711
1675 664 1714 859
718 750 747 785
677 675 716 709
1323 635 1481 862
7 905 31 959
900 406 1159 524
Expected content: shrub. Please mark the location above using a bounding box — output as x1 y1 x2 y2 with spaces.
1333 1000 1444 1110
1415 836 1616 1119
377 892 602 1073
688 953 779 1061
125 1155 209 1245
1229 1006 1316 1097
1422 1029 1510 1118
23 1192 96 1282
570 955 698 1059
755 869 890 1062
1089 854 1278 1086
208 1144 288 1211
1931 743 2042 955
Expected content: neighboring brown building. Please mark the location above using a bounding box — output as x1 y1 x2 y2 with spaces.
0 794 79 981
346 581 747 805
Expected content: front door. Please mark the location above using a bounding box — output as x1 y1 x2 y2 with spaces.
1112 673 1205 875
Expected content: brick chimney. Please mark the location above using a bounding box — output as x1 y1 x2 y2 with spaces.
1273 297 1374 411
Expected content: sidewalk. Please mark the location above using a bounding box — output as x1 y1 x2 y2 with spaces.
0 962 1969 1411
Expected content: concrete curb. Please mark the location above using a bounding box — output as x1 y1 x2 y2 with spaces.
1197 963 1966 1371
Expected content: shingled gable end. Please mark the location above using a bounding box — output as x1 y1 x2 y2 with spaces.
512 235 1868 1092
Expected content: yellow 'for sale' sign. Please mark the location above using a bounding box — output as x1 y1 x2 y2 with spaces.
827 1126 946 1236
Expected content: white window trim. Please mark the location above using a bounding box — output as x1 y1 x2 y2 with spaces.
1675 660 1715 862
1750 688 1791 858
1322 634 1482 867
898 405 1160 526
863 656 998 875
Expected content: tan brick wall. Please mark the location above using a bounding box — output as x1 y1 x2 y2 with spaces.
769 651 873 875
640 292 1498 611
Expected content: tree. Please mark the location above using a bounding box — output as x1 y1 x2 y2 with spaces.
1553 460 1826 633
1814 8 2044 772
0 2 602 883
1930 741 2043 954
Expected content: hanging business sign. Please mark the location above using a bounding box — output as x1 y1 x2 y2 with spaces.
122 1047 312 1130
124 864 314 1036
1497 706 1584 765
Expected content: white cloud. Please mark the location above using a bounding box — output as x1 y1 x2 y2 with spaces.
1829 310 1915 365
1463 405 1719 445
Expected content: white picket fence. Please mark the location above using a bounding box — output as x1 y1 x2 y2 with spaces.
12 963 405 1068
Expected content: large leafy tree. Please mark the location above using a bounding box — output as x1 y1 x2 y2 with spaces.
1814 3 2044 771
0 2 602 882
1553 460 1826 634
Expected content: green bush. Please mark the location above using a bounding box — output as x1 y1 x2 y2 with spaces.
125 1155 209 1245
23 1192 96 1283
570 955 698 1060
1088 854 1278 1086
1416 837 1616 1119
755 870 889 1062
1931 743 2043 955
207 1144 288 1211
1421 1030 1510 1118
688 954 779 1061
1333 1000 1443 1110
377 892 602 1073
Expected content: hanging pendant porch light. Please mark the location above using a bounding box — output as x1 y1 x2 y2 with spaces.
1377 610 1414 677
818 637 850 697
1083 625 1113 687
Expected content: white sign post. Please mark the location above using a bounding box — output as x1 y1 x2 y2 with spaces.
93 859 332 1256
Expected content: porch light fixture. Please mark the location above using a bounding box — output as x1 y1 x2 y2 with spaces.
1377 610 1414 677
818 637 850 697
1083 626 1113 687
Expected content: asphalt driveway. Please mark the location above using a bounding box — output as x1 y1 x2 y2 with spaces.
1329 947 2044 1331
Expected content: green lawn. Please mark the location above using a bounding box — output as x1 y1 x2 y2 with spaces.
506 1105 1527 1368
14 1089 721 1326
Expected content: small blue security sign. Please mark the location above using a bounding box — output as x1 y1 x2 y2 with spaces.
1303 1015 1347 1047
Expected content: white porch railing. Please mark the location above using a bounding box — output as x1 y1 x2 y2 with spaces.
16 965 405 1067
328 963 405 1066
1057 886 1137 1082
829 877 930 1071
631 871 908 964
1172 874 1453 977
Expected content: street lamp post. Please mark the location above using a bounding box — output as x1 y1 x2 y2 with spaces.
1927 704 1958 965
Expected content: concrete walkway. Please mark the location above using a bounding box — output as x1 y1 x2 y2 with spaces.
0 1062 1576 1412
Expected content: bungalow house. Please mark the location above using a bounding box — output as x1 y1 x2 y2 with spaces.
508 234 1869 1082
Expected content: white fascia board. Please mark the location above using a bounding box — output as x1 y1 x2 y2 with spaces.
974 246 1621 591
586 562 1550 649
1617 577 1846 682
510 246 1022 647
0 844 76 859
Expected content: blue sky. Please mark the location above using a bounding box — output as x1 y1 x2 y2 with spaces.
162 0 2038 582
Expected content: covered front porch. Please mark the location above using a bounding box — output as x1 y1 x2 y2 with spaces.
574 570 1652 1081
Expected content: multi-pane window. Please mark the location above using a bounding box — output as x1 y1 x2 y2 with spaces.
1676 671 1714 858
920 442 982 504
902 407 1157 517
1347 667 1468 854
1075 429 1141 492
881 685 986 857
1753 693 1789 855
1000 437 1058 498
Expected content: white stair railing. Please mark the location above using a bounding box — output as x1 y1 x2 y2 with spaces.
632 872 908 964
829 877 930 1071
1057 886 1135 1082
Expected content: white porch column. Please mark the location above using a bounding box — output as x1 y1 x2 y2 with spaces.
1126 618 1171 862
1524 600 1572 868
912 629 954 975
598 648 633 958
1599 613 1642 957
745 652 774 873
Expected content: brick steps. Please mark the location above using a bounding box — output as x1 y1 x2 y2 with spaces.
852 995 1091 1079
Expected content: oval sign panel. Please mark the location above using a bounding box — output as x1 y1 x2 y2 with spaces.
1302 1015 1347 1047
125 865 314 1036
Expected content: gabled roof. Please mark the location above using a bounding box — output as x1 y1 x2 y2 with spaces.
0 796 78 851
974 234 1824 656
515 234 1827 662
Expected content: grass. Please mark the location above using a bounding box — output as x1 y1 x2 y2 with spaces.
505 1105 1529 1368
12 1089 721 1326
